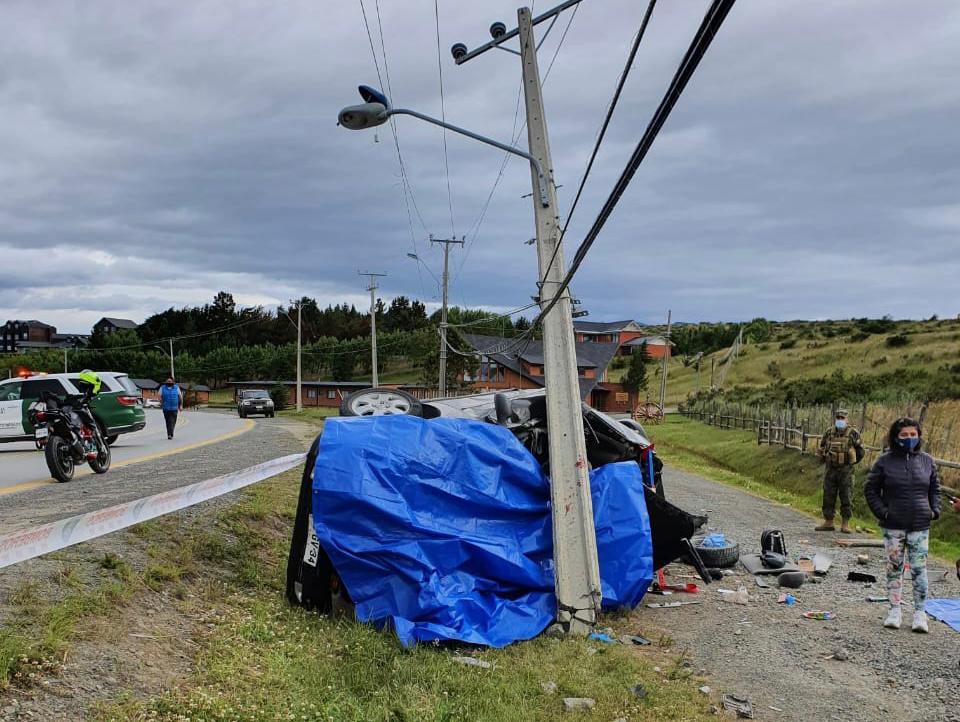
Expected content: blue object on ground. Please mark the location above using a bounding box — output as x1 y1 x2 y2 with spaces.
701 532 728 548
311 416 653 648
588 632 615 644
925 598 960 632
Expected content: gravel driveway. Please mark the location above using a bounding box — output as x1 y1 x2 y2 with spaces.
638 466 959 722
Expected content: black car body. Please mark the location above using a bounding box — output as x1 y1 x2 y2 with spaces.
287 388 708 615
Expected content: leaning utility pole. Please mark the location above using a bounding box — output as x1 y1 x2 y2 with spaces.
455 2 601 633
658 309 672 412
359 272 387 387
296 301 303 412
431 235 464 396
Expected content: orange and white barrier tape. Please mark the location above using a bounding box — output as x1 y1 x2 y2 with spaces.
0 453 306 570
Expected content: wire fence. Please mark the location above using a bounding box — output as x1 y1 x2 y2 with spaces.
679 398 960 492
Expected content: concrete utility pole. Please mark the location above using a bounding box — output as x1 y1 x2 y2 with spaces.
296 301 303 412
658 309 672 412
517 6 600 632
431 235 464 396
168 339 175 380
63 348 68 373
359 272 387 387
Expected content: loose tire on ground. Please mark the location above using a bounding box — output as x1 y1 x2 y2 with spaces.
692 541 741 569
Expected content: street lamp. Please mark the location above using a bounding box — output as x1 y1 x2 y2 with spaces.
338 86 550 208
151 342 175 379
406 252 441 290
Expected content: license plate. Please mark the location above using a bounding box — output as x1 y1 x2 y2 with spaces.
35 426 48 439
302 514 321 568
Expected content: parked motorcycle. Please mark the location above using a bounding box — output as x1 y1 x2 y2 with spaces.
28 389 111 482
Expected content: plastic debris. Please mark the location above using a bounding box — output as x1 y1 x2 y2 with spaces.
777 593 796 605
541 681 557 695
562 698 595 713
631 684 647 700
619 634 651 646
646 600 702 609
856 554 870 565
452 656 491 669
701 533 728 548
866 595 887 603
721 693 754 719
802 610 834 620
588 632 615 644
699 685 712 695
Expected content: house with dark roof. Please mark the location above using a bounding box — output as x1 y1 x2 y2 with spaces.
1 320 89 353
573 320 672 359
460 334 636 412
93 317 139 336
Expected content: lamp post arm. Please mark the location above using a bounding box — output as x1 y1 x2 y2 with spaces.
387 108 550 208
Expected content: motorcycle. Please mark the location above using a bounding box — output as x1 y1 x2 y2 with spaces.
28 390 111 482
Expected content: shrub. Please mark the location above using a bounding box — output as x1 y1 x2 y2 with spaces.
885 334 910 348
779 339 797 350
849 331 870 343
269 384 289 410
766 361 782 380
871 356 888 367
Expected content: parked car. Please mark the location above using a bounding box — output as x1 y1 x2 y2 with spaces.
0 372 146 446
237 389 275 418
143 398 161 409
287 387 710 615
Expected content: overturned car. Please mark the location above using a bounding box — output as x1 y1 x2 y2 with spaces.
286 388 709 646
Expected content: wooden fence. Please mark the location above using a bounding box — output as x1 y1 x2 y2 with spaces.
680 402 960 492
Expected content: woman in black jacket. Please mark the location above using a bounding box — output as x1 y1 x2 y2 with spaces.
864 417 940 633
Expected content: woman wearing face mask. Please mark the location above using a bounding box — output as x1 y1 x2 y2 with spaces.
865 417 940 633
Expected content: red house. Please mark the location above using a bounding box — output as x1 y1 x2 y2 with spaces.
574 320 672 359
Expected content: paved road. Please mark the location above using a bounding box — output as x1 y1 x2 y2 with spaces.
0 411 315 536
0 408 251 493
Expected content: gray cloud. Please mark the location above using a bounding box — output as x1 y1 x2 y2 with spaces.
1 0 958 333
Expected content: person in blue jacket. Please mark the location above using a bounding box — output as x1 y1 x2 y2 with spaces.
159 377 183 440
865 417 940 634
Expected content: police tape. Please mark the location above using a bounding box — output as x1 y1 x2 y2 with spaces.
0 452 307 570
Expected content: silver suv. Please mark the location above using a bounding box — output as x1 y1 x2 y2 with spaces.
237 389 275 418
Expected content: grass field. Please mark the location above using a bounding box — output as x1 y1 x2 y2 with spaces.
651 415 960 562
655 318 960 406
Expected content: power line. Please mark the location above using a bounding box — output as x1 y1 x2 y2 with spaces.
540 0 658 289
78 316 266 353
434 0 456 237
530 0 738 332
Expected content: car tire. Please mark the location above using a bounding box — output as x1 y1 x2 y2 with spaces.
239 410 245 418
339 387 423 417
692 541 740 569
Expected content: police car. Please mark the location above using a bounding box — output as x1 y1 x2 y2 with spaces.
0 371 147 446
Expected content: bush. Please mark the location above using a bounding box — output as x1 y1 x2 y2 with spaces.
871 356 888 367
849 331 870 343
779 339 797 350
856 316 896 334
885 334 910 348
269 384 289 411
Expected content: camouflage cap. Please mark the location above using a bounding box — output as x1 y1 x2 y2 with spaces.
835 408 849 418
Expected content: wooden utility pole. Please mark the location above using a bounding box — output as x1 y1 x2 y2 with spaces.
359 272 387 387
432 236 464 396
296 301 302 412
658 309 672 412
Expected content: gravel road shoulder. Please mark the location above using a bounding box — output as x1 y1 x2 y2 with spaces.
637 466 959 722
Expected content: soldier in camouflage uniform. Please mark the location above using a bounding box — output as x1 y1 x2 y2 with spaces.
816 408 864 533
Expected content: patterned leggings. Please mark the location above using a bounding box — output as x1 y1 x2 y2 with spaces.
882 528 929 609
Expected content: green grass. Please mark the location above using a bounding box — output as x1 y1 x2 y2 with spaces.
277 407 338 425
90 435 713 721
652 415 960 561
662 319 960 406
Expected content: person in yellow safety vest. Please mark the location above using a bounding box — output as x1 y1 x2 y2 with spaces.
815 408 864 533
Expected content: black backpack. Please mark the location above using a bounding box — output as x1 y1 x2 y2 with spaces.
761 529 787 557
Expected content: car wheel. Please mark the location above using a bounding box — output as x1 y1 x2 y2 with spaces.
693 541 740 569
339 387 422 417
239 410 245 418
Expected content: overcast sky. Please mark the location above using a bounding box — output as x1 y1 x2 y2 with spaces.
2 0 958 333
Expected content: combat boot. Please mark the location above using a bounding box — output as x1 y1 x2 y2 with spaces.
840 518 852 534
815 518 835 532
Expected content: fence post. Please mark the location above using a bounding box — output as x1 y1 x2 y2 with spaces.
782 414 788 449
918 401 928 427
801 423 807 453
859 402 867 434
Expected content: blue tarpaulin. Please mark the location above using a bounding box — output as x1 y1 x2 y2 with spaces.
925 598 960 633
311 415 653 647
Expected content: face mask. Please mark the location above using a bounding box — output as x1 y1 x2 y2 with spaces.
835 419 847 430
897 437 919 452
